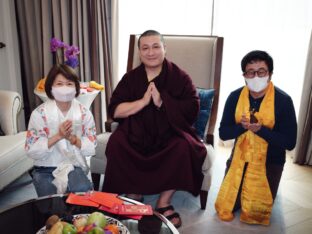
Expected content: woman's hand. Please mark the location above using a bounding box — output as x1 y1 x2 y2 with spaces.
48 120 73 148
67 134 77 144
58 120 73 139
149 82 162 108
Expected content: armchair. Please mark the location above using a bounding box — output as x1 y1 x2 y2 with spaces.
90 34 223 209
0 90 22 135
0 90 33 190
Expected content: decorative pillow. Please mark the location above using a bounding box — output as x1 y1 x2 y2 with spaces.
193 88 214 140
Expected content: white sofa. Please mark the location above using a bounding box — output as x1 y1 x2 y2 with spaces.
0 90 33 190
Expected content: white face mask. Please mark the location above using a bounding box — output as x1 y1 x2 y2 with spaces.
245 76 269 92
51 86 76 102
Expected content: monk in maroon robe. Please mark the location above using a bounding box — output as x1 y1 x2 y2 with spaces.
103 30 207 228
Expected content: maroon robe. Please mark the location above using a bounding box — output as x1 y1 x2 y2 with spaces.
103 59 207 196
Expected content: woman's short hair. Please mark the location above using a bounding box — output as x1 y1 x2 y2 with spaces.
241 50 274 73
45 64 80 99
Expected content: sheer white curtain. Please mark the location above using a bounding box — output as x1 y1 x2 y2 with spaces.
213 0 312 119
117 0 312 130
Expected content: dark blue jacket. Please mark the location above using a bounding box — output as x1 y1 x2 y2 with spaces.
219 86 297 165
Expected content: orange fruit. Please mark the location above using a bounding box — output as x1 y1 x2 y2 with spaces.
105 224 119 234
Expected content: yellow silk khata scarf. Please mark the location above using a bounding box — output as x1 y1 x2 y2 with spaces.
215 81 275 225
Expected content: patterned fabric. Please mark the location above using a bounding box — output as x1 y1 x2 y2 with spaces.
25 99 96 167
193 88 214 140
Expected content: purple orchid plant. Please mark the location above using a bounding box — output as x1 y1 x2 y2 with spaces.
50 38 80 68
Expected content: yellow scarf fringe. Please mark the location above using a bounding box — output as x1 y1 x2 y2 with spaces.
215 82 275 225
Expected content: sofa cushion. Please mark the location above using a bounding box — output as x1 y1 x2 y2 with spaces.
90 132 111 174
0 131 34 190
194 88 214 140
0 132 28 171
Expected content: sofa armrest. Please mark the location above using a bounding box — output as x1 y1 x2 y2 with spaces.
201 144 216 191
0 90 22 135
90 132 111 174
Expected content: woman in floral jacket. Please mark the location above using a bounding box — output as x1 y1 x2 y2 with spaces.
26 64 96 197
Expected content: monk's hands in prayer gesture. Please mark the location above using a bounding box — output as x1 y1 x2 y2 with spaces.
142 84 153 106
149 82 162 108
113 83 152 118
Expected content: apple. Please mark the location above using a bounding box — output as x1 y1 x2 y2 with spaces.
87 212 107 228
73 216 88 229
62 223 77 234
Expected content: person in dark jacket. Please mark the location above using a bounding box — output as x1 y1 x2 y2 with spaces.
215 50 297 225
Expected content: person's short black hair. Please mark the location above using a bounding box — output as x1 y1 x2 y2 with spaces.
138 30 165 48
241 50 274 73
45 64 80 99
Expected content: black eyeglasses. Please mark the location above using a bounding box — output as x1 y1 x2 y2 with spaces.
243 68 268 78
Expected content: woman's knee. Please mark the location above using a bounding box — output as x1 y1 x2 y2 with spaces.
68 168 93 192
32 174 56 196
68 180 93 192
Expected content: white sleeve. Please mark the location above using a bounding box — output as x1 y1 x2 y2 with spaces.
80 108 97 156
25 106 52 160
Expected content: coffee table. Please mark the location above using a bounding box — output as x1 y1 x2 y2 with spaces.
0 193 179 234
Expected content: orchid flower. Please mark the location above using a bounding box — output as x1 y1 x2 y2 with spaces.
50 38 80 68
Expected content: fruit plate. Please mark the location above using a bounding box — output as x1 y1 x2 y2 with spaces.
36 213 130 234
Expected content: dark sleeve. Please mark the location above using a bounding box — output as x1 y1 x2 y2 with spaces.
219 89 247 140
107 73 132 121
161 67 199 128
256 93 297 150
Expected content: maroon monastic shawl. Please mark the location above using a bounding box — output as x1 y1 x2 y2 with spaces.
103 59 207 196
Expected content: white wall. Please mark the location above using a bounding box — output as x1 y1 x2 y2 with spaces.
0 0 25 130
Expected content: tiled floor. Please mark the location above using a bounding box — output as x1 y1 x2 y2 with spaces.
0 143 311 234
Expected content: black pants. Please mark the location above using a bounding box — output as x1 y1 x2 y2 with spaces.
224 159 284 212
